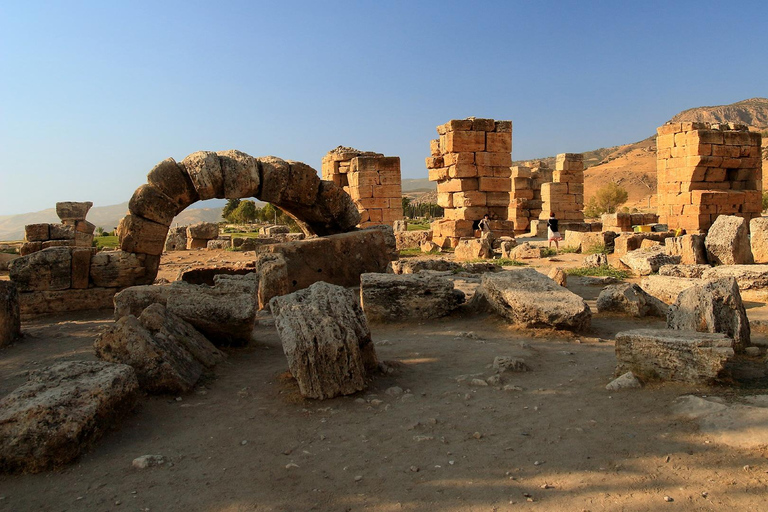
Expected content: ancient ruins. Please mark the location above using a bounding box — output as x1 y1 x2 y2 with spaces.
321 147 404 228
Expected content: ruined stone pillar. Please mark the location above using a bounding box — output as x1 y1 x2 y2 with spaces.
539 153 584 224
321 147 404 228
656 122 763 232
426 118 515 248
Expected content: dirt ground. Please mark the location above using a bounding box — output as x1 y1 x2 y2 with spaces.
2 248 768 511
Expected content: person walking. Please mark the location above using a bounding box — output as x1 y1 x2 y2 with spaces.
478 214 491 237
546 212 561 252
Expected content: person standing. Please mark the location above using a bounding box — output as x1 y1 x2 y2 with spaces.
546 212 561 252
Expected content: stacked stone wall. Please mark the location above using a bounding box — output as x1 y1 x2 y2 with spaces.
21 202 95 256
540 153 584 223
657 122 762 232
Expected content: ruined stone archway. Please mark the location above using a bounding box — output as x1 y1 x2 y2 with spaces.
117 150 361 277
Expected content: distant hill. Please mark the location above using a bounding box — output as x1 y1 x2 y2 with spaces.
0 203 224 242
402 178 435 192
669 97 768 128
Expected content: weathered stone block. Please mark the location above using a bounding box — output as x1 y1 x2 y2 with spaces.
218 149 261 198
9 247 72 292
186 221 219 240
639 275 701 305
128 184 179 226
0 281 21 348
665 234 707 264
55 202 93 222
454 238 492 261
270 282 377 400
180 151 224 200
146 157 199 210
49 223 75 240
70 247 91 289
596 283 667 317
19 288 118 318
24 224 49 242
620 246 681 276
614 329 733 383
705 215 753 265
361 273 465 321
749 217 768 264
90 250 152 288
118 214 169 256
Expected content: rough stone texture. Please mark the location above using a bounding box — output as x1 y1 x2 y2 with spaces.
480 268 591 331
128 184 179 227
146 158 199 211
390 258 461 274
394 230 431 250
165 226 187 251
614 329 734 383
750 217 768 264
700 265 768 291
0 281 21 348
49 223 75 240
705 215 753 265
255 253 289 310
218 149 261 198
613 232 675 257
90 250 155 288
511 242 541 260
187 222 219 240
260 225 290 236
19 288 118 318
25 224 50 242
179 266 254 286
620 246 681 276
454 238 492 261
583 253 607 267
673 395 768 450
180 151 224 200
166 276 257 345
563 231 618 253
596 283 667 318
606 372 642 390
665 234 707 265
420 240 441 253
493 356 530 373
658 264 711 278
114 284 172 319
207 239 231 250
0 361 139 473
258 226 397 294
360 273 465 321
639 275 701 305
70 247 91 289
9 247 72 292
270 282 377 400
55 201 93 222
547 267 567 287
118 214 169 256
94 309 205 394
667 278 750 352
393 220 407 232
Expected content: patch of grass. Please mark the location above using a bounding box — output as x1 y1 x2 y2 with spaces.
227 232 262 238
540 248 557 257
558 246 580 254
566 265 631 279
406 220 432 231
583 243 608 255
398 248 423 257
0 248 17 254
94 236 119 250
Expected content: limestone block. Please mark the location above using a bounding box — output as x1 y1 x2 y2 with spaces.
20 242 42 256
614 329 733 383
596 283 667 317
41 240 73 249
548 267 567 287
668 278 750 352
259 224 290 236
186 221 219 240
700 265 768 291
584 253 608 267
620 246 681 276
206 239 231 250
0 281 21 348
639 275 701 304
258 156 320 206
70 247 91 289
94 311 204 394
420 240 441 253
165 226 187 251
24 224 49 242
705 215 753 265
256 253 289 310
0 361 138 473
665 234 707 264
114 284 172 319
360 273 465 321
658 264 711 278
18 287 118 318
749 217 768 263
480 269 591 331
146 158 200 211
128 184 179 226
511 242 541 259
118 214 169 256
9 247 72 292
443 131 486 153
486 132 512 153
270 282 377 400
89 250 152 288
180 151 224 200
217 149 261 198
49 223 75 240
454 238 492 261
55 202 93 222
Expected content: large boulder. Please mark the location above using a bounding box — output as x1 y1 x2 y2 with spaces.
583 253 607 267
360 273 465 321
614 329 734 383
705 215 753 265
186 222 219 240
620 246 680 276
255 253 289 310
114 285 172 319
453 238 492 261
510 242 541 260
0 281 21 348
270 282 377 400
596 283 667 318
665 234 707 264
639 275 701 305
667 278 750 352
164 226 187 251
658 264 711 278
750 217 768 264
95 304 219 393
480 268 591 331
700 265 768 292
0 361 139 473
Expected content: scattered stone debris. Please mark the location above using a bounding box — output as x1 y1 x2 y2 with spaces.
132 455 166 469
596 283 668 318
606 372 642 391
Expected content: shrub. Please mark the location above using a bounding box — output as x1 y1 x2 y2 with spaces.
584 182 629 218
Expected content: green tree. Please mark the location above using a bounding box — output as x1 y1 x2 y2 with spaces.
232 200 257 223
222 198 241 221
584 183 629 218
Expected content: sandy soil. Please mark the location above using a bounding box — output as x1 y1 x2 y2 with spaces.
2 250 768 511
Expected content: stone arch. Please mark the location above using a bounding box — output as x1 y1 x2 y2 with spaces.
118 150 361 280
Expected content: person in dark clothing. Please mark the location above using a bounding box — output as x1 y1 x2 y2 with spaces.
546 212 561 251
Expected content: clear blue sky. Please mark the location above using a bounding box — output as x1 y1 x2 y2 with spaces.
1 0 766 215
